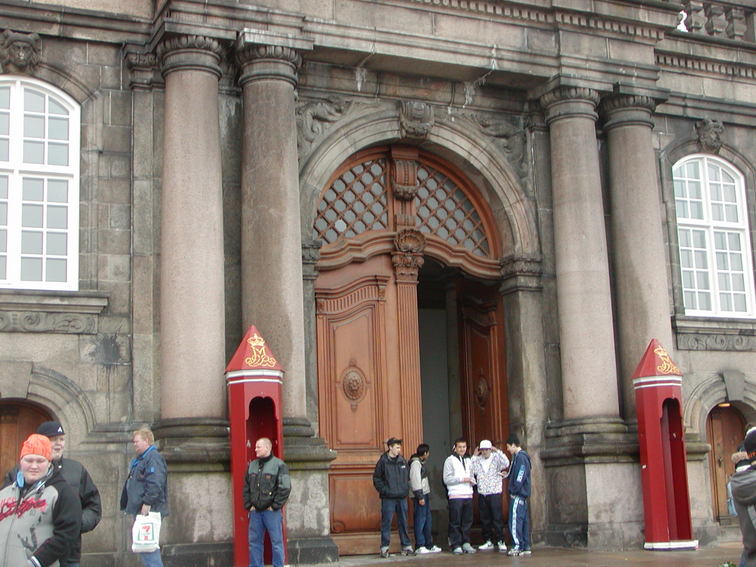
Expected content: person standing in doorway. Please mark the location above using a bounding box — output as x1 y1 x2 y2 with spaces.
472 439 510 552
443 437 476 554
120 428 169 567
243 437 291 567
506 434 532 557
373 437 414 558
408 443 441 554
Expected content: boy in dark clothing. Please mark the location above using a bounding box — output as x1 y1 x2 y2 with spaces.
506 434 532 557
372 437 413 558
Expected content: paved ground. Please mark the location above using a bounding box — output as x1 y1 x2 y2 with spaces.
302 540 742 566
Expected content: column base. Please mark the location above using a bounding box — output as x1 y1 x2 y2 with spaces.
151 417 230 469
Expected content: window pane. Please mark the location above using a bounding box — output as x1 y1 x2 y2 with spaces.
0 176 7 199
720 293 732 310
48 180 68 202
708 163 720 182
0 203 5 225
22 178 44 201
23 140 44 163
0 86 9 109
698 293 711 310
22 204 43 227
728 233 741 251
0 113 8 135
24 115 44 138
696 271 709 289
47 205 68 229
21 230 43 254
688 181 701 199
733 274 745 292
46 258 67 282
734 295 747 311
48 143 68 166
694 250 707 268
711 203 723 222
47 232 67 255
48 117 68 140
0 139 8 161
24 89 45 113
48 99 68 116
20 257 42 280
0 257 5 279
690 202 703 219
0 229 6 252
686 161 699 177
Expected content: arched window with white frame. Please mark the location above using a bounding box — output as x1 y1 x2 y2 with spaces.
673 154 754 318
0 77 80 290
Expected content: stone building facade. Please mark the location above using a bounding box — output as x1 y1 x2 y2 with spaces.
0 1 754 565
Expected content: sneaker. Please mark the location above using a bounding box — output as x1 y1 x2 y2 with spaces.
428 545 442 553
507 547 521 556
497 541 508 552
520 549 532 556
478 541 494 551
380 547 390 558
416 546 431 554
402 547 415 556
452 547 463 554
462 542 477 554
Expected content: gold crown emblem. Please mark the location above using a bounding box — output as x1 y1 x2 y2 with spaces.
247 333 265 348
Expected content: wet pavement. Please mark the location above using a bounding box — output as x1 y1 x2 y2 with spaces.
302 540 742 566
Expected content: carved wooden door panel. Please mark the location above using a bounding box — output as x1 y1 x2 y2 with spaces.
0 402 51 476
707 405 744 520
316 255 421 554
458 281 508 448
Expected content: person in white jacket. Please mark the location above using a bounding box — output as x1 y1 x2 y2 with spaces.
442 438 476 554
471 439 510 552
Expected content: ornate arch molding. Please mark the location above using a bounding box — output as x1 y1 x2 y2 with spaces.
298 103 539 260
684 373 756 438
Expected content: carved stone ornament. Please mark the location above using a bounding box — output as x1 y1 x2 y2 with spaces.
475 114 527 178
394 229 426 254
1 30 41 74
695 118 725 154
0 311 97 334
339 362 368 409
474 371 490 410
400 100 434 140
296 97 352 151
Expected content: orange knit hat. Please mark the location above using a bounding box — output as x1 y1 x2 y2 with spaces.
20 433 52 461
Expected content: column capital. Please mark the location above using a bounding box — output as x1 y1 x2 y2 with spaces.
540 86 600 125
157 34 224 78
392 229 426 282
236 29 313 88
124 49 159 91
499 254 543 295
601 94 656 131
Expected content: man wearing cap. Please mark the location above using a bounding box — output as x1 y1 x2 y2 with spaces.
731 428 756 567
0 433 82 567
3 421 101 567
472 439 510 552
372 437 414 558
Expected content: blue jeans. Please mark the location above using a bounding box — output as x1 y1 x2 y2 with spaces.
137 549 163 567
248 508 284 567
508 495 530 550
413 495 433 549
380 498 410 548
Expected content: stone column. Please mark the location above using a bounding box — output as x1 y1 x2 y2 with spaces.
157 36 227 424
540 87 620 420
236 31 337 564
603 95 674 418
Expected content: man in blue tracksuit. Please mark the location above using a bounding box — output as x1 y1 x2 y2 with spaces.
506 434 531 556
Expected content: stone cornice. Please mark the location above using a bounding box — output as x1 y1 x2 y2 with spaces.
655 50 756 80
0 291 109 335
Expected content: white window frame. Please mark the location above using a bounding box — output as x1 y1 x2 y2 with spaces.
0 76 80 291
673 154 755 318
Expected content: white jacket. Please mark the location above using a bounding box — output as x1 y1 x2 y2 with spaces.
443 454 474 499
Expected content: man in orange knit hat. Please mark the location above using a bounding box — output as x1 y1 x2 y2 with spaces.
0 433 81 567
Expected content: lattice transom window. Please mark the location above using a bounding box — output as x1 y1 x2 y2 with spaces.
415 164 489 257
313 159 389 244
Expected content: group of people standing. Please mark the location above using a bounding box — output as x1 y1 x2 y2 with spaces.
372 434 532 558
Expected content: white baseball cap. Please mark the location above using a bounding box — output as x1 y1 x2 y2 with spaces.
479 439 493 450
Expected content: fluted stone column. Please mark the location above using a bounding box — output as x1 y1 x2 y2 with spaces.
540 87 620 420
157 36 226 423
237 31 337 564
603 95 674 418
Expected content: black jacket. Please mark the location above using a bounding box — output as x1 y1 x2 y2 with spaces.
732 464 756 567
243 455 291 511
4 457 101 562
373 452 409 499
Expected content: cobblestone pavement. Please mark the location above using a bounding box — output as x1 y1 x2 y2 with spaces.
301 540 741 567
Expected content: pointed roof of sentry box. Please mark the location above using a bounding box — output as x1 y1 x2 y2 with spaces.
225 325 284 373
631 338 682 379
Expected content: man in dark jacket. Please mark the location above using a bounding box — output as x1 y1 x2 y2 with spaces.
243 437 291 567
372 437 413 558
120 428 169 567
3 420 101 567
732 429 756 567
506 434 532 557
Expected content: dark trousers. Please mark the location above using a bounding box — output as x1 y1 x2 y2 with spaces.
413 494 433 549
479 492 504 544
380 498 410 548
508 495 530 551
447 497 473 548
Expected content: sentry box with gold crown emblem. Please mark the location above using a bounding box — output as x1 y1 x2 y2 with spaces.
225 325 285 567
632 339 697 551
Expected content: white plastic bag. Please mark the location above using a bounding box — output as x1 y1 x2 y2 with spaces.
132 512 161 553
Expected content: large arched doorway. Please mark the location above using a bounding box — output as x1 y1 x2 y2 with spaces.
0 400 53 476
706 404 746 523
313 145 507 553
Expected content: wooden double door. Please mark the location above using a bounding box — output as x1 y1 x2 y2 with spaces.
315 255 508 554
707 405 745 521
